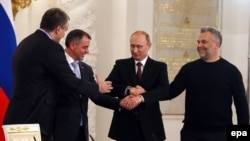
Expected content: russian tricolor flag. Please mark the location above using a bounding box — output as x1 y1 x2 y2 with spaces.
0 1 16 141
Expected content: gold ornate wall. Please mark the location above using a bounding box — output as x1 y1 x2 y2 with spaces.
154 0 221 115
12 0 32 19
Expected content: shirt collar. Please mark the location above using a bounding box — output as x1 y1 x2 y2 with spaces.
38 28 52 39
135 56 148 66
65 52 77 70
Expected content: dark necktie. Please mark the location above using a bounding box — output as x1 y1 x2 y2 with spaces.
136 62 142 84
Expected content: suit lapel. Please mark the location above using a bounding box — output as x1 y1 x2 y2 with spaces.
79 62 85 79
128 58 137 85
140 57 153 85
78 62 94 82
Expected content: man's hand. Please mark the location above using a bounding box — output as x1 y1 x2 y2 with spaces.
120 95 142 110
95 74 113 93
129 85 146 96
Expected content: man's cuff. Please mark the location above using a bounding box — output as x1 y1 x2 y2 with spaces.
139 95 144 103
124 86 132 96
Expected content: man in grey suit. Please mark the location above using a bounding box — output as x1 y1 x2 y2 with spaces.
106 31 169 141
3 8 122 141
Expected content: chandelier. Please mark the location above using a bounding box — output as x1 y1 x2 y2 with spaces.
11 0 32 19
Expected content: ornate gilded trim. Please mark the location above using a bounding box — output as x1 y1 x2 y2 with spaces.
11 0 32 19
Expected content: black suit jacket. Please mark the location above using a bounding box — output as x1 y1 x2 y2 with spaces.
106 57 169 141
3 30 120 141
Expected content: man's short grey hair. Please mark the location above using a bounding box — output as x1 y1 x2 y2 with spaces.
200 26 222 46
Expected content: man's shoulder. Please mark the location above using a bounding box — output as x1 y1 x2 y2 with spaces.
146 57 167 67
115 58 132 64
79 61 92 69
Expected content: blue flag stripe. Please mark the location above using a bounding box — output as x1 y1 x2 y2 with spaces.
0 3 16 98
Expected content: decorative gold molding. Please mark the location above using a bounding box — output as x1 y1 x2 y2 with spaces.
11 0 32 19
154 0 220 115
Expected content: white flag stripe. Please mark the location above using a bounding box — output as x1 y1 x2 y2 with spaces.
0 0 14 26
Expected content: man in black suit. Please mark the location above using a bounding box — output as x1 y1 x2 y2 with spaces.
53 29 112 141
3 8 123 141
106 31 169 141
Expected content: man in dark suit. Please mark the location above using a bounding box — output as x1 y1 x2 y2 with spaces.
3 8 123 141
53 29 112 141
106 31 169 141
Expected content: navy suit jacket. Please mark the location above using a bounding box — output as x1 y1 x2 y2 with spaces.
3 30 120 141
106 57 169 141
54 61 119 141
53 62 96 141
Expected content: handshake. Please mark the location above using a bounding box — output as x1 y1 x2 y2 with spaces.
96 75 146 111
119 85 146 110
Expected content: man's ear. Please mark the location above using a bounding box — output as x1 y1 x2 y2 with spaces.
55 26 61 35
69 42 75 49
216 42 221 48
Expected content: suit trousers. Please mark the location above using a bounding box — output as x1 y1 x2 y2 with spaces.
76 126 86 141
180 126 227 141
116 117 145 141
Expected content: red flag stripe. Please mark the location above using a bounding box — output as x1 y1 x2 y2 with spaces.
0 87 9 141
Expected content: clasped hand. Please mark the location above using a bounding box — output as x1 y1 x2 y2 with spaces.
95 75 146 111
120 85 146 110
